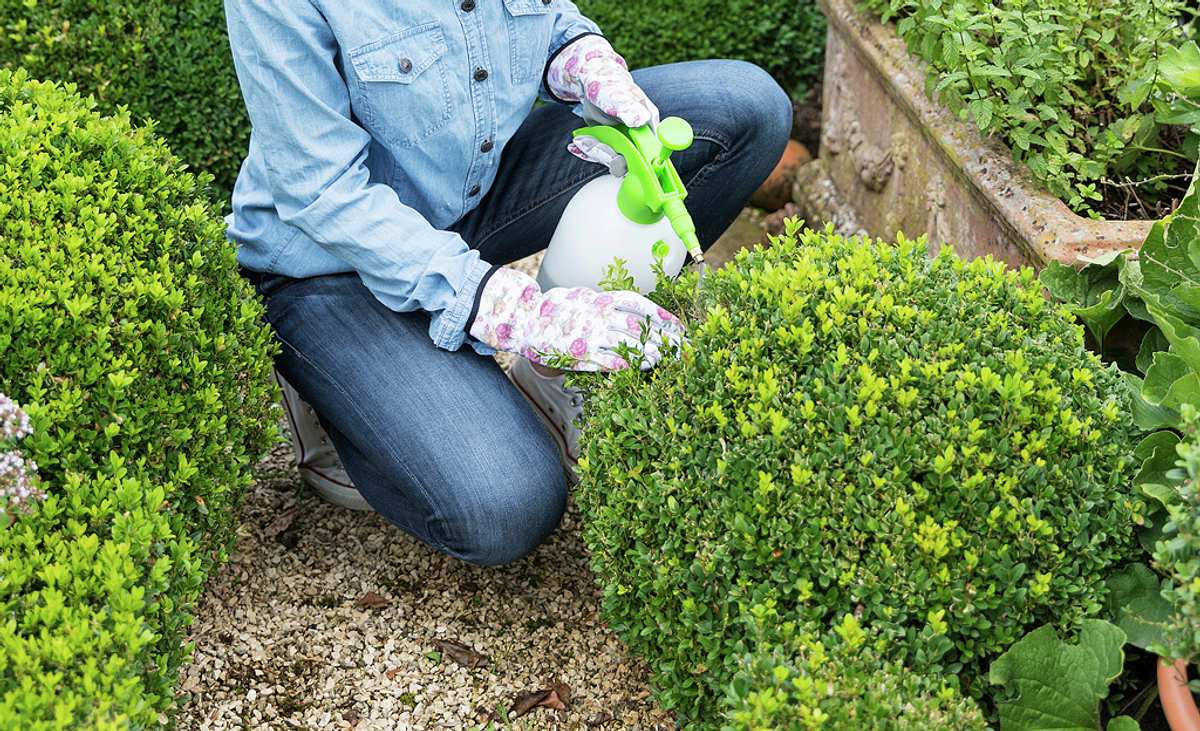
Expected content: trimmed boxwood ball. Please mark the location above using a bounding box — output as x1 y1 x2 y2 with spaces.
0 69 277 728
575 225 1143 724
0 0 247 202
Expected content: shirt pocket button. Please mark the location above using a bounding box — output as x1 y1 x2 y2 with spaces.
399 58 413 73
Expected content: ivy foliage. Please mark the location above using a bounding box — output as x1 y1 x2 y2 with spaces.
0 0 247 202
0 69 277 728
577 0 824 98
575 223 1142 725
858 0 1194 217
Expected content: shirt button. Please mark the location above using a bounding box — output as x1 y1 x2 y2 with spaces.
398 58 413 74
461 0 476 10
480 139 494 153
468 184 481 197
473 67 489 82
542 0 551 4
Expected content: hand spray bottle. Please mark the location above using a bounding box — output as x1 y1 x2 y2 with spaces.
536 117 706 294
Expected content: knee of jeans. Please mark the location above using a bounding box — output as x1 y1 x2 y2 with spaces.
442 457 567 567
705 61 792 151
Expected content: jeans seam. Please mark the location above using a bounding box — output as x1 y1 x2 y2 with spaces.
274 330 452 553
681 131 733 196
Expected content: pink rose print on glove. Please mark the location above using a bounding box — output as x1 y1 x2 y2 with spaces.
546 35 659 133
467 268 684 373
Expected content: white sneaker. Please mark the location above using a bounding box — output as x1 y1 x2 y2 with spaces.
274 369 374 512
508 357 583 484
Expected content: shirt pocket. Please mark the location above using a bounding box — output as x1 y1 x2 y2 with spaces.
503 0 555 84
349 22 452 149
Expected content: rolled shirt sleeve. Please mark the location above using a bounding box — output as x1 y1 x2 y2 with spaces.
225 0 491 352
539 2 603 104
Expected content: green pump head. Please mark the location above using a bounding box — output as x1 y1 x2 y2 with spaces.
573 117 704 263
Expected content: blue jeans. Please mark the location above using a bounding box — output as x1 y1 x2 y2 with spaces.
245 60 791 565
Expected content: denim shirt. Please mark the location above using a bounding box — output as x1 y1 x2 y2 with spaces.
223 0 599 352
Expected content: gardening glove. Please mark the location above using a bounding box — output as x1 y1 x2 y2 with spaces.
468 268 684 372
548 35 660 168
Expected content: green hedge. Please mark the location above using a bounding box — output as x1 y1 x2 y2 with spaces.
0 69 277 728
576 224 1142 725
858 0 1192 217
0 0 247 202
578 0 825 98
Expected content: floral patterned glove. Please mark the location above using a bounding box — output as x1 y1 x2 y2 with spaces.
468 268 684 372
547 35 660 166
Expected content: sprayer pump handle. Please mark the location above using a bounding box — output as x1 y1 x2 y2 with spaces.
657 117 694 152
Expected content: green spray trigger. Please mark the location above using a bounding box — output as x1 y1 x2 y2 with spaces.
572 117 705 266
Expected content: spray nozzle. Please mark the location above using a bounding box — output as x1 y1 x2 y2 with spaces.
573 117 705 263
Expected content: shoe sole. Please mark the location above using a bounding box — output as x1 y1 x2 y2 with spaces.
510 374 581 487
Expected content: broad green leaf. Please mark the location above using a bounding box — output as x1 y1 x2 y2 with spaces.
1075 290 1126 345
1134 431 1184 509
1145 299 1200 373
1041 260 1088 303
1139 511 1168 554
1125 372 1181 430
1134 429 1181 463
1107 717 1140 731
1105 564 1173 651
1118 77 1151 109
1162 41 1200 99
1039 256 1128 344
989 619 1128 731
1164 372 1200 411
1136 328 1169 374
1144 351 1195 405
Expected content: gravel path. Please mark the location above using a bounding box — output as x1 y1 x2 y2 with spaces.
176 444 672 731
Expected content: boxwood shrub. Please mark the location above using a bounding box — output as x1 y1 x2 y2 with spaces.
576 225 1143 724
577 0 825 98
0 69 277 728
722 605 987 730
0 0 247 201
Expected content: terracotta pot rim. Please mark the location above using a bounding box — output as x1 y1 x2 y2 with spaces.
1159 657 1200 731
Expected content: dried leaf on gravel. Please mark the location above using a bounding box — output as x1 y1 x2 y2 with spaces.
587 712 615 727
263 505 301 540
432 639 489 669
354 592 391 609
510 682 571 717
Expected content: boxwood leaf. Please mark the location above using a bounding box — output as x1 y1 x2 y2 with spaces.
989 619 1128 731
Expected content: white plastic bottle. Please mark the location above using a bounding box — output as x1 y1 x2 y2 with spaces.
536 117 704 295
